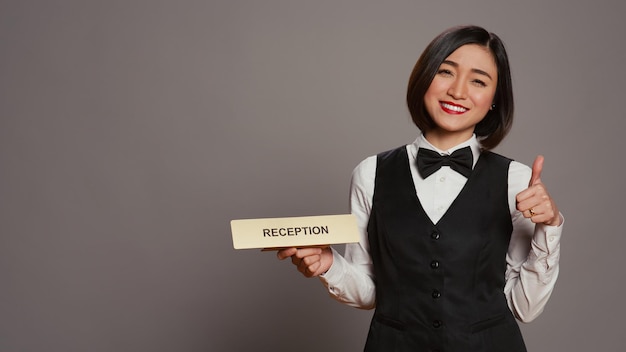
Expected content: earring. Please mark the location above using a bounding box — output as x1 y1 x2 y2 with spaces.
490 104 496 110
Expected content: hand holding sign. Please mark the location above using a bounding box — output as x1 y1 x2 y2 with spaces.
231 214 355 278
515 155 562 226
277 246 333 278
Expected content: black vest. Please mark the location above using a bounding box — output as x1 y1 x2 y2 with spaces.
364 146 526 352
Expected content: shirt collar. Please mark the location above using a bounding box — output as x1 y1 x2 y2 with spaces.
412 134 482 168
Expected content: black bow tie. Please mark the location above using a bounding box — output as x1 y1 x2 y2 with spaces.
417 146 473 179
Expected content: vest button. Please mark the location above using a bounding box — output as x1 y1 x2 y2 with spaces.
430 260 440 269
432 320 443 328
430 231 440 240
432 289 441 299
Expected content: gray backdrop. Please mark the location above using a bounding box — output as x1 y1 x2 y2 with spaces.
1 0 624 351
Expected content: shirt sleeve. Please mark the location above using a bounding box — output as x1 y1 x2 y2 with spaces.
318 156 377 309
504 161 564 322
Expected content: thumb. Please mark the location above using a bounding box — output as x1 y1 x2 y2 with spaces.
529 155 544 186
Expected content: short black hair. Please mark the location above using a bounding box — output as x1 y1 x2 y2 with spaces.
406 25 514 150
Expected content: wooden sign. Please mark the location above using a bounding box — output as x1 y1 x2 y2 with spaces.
230 214 360 249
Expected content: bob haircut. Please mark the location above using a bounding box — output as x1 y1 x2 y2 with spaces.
406 25 514 150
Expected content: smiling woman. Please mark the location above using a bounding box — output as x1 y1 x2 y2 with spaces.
277 25 563 352
407 26 514 151
423 44 498 150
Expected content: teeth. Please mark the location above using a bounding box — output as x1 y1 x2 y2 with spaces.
441 102 467 112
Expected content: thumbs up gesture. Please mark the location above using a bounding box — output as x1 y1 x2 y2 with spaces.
516 155 562 226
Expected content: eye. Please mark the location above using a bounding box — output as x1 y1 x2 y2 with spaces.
471 79 487 87
437 69 453 76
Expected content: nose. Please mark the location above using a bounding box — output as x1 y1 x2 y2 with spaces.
447 79 467 100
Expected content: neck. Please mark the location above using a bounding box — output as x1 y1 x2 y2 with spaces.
424 130 474 151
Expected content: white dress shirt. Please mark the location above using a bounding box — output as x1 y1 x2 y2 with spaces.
319 134 563 323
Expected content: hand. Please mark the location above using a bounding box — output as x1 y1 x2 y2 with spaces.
276 246 333 278
516 155 562 226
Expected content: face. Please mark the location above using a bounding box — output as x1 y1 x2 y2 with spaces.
423 44 498 149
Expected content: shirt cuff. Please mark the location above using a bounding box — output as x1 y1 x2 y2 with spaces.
533 213 564 254
319 248 345 288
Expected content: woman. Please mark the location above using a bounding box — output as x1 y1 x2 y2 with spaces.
278 25 563 351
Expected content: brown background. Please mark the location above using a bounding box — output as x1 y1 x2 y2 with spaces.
1 0 624 351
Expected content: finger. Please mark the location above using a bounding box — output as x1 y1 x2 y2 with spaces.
304 261 322 277
528 209 556 225
296 255 321 276
290 251 320 267
299 254 320 266
292 247 324 258
519 204 536 217
529 155 544 186
517 195 548 216
276 247 297 260
515 185 538 207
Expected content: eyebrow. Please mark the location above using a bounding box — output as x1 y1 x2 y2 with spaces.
441 60 494 80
